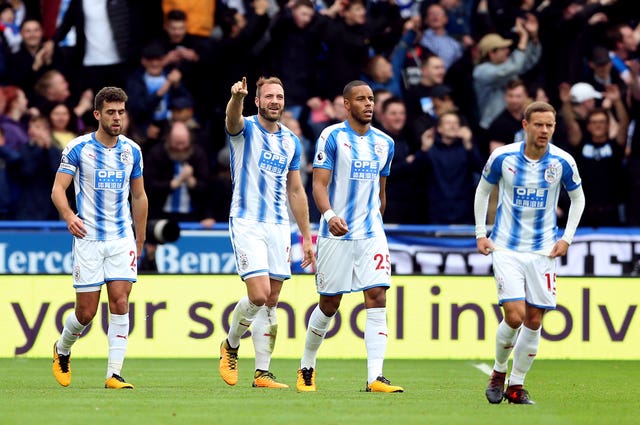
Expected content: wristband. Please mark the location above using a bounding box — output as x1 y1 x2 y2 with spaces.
323 209 337 223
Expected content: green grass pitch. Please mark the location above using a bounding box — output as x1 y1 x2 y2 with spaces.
2 358 638 425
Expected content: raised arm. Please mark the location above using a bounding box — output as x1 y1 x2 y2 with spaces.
225 77 248 135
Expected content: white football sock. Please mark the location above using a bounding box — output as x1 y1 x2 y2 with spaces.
57 312 86 356
228 296 261 348
493 320 520 373
252 305 277 371
300 305 333 369
509 326 540 386
106 313 129 379
365 308 387 384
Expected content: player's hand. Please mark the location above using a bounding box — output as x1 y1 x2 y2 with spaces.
549 240 569 258
300 237 316 269
327 216 349 237
67 216 87 238
476 237 494 256
231 77 248 99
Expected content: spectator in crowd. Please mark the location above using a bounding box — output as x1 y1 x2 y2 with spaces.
125 41 193 150
47 102 79 148
410 83 458 148
208 0 271 132
0 85 29 150
486 79 531 153
0 2 21 53
206 145 232 223
142 120 212 270
573 107 627 227
7 17 52 101
537 0 603 102
0 126 20 219
404 54 447 126
473 14 541 131
419 2 463 70
413 110 483 224
584 45 627 101
440 0 474 47
157 8 211 121
561 82 627 149
31 69 94 128
265 0 325 121
161 0 216 43
43 0 138 96
377 96 419 224
605 22 639 86
372 88 393 129
318 0 392 99
11 115 61 220
625 59 640 225
361 16 419 98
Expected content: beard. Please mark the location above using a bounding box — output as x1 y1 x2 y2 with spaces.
167 145 193 162
258 106 282 122
101 122 122 137
353 114 372 126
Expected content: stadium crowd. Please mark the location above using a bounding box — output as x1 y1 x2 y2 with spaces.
0 0 639 230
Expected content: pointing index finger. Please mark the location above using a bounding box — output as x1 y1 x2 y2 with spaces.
241 76 247 90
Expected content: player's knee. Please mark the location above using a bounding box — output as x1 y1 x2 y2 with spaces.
504 312 524 329
75 308 97 325
248 294 268 306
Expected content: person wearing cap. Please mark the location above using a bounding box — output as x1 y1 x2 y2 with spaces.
559 81 628 148
585 45 627 101
472 14 541 131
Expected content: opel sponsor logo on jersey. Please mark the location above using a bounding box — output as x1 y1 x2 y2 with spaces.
258 149 288 174
94 169 126 190
513 186 548 209
349 159 379 181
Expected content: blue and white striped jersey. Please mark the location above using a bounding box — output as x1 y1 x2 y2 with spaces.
57 132 144 241
313 121 394 240
228 116 302 224
483 142 582 254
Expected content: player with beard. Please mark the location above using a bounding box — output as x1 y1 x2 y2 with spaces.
219 76 315 388
296 80 403 393
51 86 148 389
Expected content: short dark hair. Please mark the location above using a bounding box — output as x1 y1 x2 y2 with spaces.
343 80 370 98
166 9 187 21
94 87 128 111
524 101 555 121
381 96 404 114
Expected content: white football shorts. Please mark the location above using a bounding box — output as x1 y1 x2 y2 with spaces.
229 217 291 281
315 236 391 295
72 236 138 292
491 249 557 309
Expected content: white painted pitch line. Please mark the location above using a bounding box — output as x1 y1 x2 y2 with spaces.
473 362 493 376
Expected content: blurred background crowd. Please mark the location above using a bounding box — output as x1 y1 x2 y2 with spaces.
0 0 639 237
